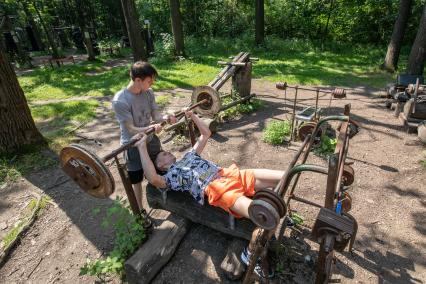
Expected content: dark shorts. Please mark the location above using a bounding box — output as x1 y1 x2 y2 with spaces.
124 135 162 184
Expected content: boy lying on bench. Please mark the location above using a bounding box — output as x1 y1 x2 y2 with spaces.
135 109 283 278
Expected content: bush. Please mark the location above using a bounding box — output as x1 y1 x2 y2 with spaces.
314 135 337 156
262 120 291 145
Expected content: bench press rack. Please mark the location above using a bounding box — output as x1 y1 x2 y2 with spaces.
243 104 359 284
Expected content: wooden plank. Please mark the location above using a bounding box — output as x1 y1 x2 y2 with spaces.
124 209 190 284
146 184 256 241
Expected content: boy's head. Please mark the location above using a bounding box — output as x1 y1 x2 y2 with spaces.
154 151 177 172
130 61 158 91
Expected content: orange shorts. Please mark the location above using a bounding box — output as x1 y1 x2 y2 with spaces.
204 164 255 218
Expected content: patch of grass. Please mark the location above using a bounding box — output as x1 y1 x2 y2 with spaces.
172 134 188 145
1 195 50 249
422 150 426 168
156 95 170 107
80 197 146 280
217 97 264 121
262 120 291 145
0 151 56 187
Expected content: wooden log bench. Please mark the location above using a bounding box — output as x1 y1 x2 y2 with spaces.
124 184 256 283
145 184 256 240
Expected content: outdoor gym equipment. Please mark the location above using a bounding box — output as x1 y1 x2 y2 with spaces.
191 52 258 117
276 82 347 142
59 99 212 216
243 104 358 284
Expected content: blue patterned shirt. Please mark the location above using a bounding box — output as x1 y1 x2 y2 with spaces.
163 150 220 204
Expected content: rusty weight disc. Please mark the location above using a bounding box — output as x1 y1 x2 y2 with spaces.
341 192 352 212
253 188 286 217
191 85 221 117
60 144 115 198
342 165 354 186
298 122 322 143
248 199 280 230
332 88 346 98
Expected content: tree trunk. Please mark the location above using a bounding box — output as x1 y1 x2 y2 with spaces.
0 49 44 153
407 3 426 75
120 0 147 61
382 0 412 72
255 0 264 45
32 1 60 58
21 1 45 51
169 0 185 56
75 0 96 61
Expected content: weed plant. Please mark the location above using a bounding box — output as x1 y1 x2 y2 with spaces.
314 135 337 156
217 97 264 121
80 197 146 280
262 120 291 145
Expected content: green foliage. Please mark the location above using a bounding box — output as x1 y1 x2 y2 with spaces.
290 212 304 226
172 134 188 145
422 150 426 168
262 120 291 145
0 151 56 187
314 135 337 156
217 97 264 121
156 95 170 107
80 197 146 280
154 33 176 59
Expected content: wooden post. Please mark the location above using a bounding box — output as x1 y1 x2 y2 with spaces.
232 62 252 97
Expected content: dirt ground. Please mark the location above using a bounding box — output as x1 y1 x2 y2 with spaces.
0 75 425 284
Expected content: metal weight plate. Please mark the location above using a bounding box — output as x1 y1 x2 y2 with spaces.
342 165 355 186
248 199 280 230
341 192 352 213
332 88 346 98
253 189 286 217
60 144 115 198
191 85 221 117
298 122 322 143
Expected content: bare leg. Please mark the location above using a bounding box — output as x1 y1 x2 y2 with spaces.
133 182 143 209
230 195 252 219
252 169 285 189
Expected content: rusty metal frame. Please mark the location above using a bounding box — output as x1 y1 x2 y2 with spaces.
243 104 356 284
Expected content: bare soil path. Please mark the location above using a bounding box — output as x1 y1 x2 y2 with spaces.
0 79 425 284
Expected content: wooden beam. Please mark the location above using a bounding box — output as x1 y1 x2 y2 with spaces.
146 184 256 240
124 209 190 284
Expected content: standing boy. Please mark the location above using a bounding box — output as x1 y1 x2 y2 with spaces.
112 61 176 208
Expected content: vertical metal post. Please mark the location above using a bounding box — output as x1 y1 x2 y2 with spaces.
290 86 299 142
115 156 141 216
314 89 320 119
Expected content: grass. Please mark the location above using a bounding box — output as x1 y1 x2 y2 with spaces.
1 195 50 249
156 95 171 107
422 150 426 168
262 120 291 145
0 151 56 187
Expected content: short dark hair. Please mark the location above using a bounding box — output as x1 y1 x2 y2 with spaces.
130 61 158 81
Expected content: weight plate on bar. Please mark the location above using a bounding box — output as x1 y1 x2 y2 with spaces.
191 85 221 117
332 88 346 98
342 165 354 186
253 188 286 217
248 199 280 230
298 122 322 143
60 144 115 198
341 192 352 213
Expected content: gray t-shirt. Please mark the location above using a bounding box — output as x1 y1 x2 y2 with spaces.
112 88 163 145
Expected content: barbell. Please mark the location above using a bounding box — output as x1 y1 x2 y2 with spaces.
276 82 346 99
60 97 219 199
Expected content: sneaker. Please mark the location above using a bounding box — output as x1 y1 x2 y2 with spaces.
240 247 275 279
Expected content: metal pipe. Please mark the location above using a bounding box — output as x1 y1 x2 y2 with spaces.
275 134 311 196
102 99 208 162
290 86 299 141
219 93 255 111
